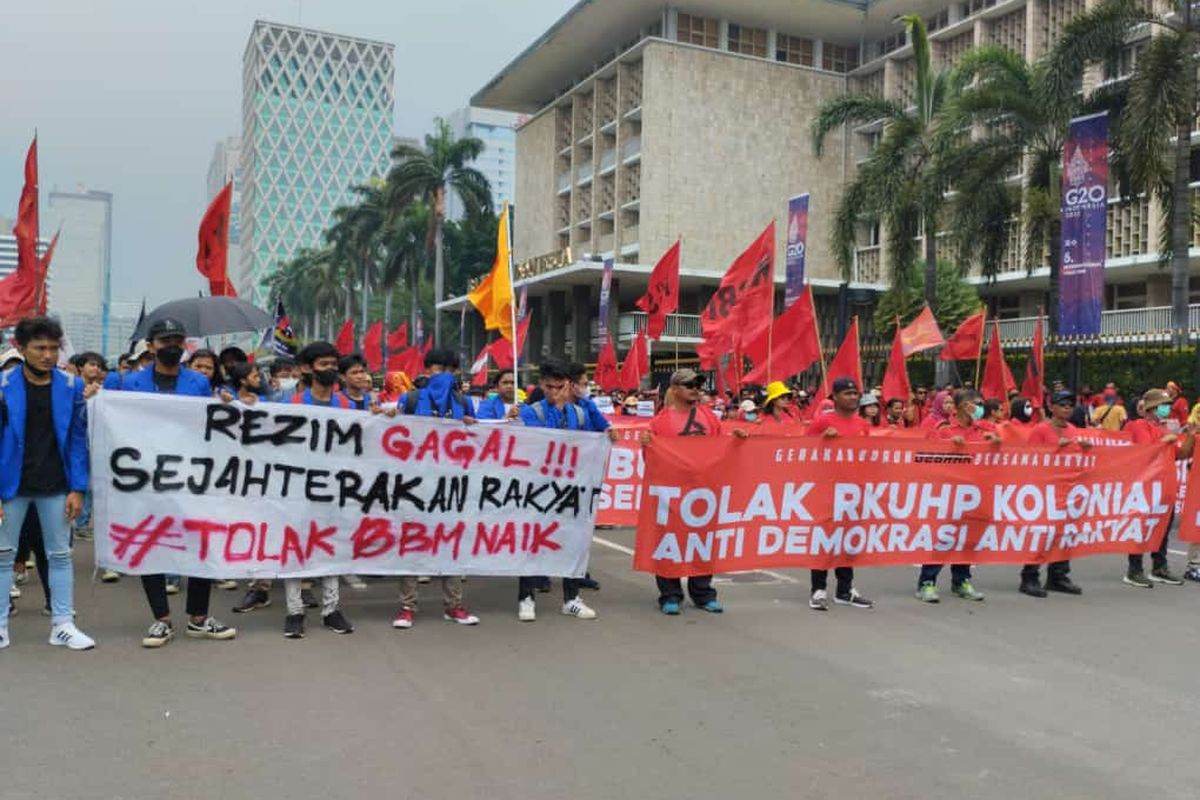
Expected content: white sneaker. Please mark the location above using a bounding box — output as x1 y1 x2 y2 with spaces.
809 589 828 611
8 585 19 599
0 627 8 649
561 598 597 619
343 575 368 590
518 597 536 621
49 622 95 650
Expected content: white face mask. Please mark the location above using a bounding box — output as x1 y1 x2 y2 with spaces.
575 383 591 399
278 377 299 391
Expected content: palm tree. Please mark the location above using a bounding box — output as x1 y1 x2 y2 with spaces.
269 246 342 341
327 182 390 343
812 15 963 312
378 200 431 357
387 117 492 344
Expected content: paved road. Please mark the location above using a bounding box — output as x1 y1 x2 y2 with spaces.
3 530 1199 800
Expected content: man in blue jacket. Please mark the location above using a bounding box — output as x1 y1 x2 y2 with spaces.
475 369 519 421
0 316 94 650
112 317 237 648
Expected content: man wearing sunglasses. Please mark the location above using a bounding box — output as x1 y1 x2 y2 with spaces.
1019 390 1091 597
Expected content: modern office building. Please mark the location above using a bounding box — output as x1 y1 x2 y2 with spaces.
446 0 1195 372
42 188 113 355
445 106 521 219
207 135 244 293
239 20 396 306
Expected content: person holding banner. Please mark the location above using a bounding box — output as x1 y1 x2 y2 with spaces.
917 390 997 603
0 317 95 651
803 378 875 611
338 355 376 411
515 358 618 622
1123 389 1192 588
394 347 480 629
641 369 745 614
1018 390 1090 597
108 317 238 648
760 382 801 429
475 370 521 420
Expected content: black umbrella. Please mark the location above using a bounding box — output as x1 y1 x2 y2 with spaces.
133 296 274 341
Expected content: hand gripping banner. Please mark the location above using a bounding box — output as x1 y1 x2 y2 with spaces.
91 393 611 579
634 435 1177 578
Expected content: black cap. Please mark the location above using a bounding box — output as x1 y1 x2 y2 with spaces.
831 377 859 394
1052 390 1075 405
147 317 187 340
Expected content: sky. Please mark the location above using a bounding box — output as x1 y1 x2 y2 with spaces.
0 0 574 311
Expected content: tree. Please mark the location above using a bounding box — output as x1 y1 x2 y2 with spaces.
386 118 492 345
378 200 431 353
327 181 391 344
812 15 964 312
873 259 981 334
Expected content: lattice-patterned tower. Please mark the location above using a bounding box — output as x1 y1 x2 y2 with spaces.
239 20 395 306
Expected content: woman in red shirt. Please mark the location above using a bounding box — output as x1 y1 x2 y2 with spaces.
643 369 745 615
919 390 954 432
1167 381 1189 427
759 381 801 429
916 390 995 604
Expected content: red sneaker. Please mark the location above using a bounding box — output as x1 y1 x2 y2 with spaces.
391 608 414 629
443 607 479 625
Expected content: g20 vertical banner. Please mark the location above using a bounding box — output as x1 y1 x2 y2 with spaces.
91 394 611 578
1058 112 1108 337
785 194 809 308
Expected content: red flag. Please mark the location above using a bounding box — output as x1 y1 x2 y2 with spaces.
488 315 530 370
33 230 57 315
743 284 821 384
881 319 912 404
635 239 680 340
13 137 38 280
700 222 775 349
940 309 986 361
619 333 649 392
196 182 236 297
1020 314 1045 406
386 346 417 373
899 305 945 355
823 317 862 395
362 321 384 372
334 319 355 356
469 344 491 387
980 320 1018 401
387 322 408 351
595 335 620 393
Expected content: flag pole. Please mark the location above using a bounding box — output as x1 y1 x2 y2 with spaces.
503 202 519 386
974 306 987 387
674 233 682 370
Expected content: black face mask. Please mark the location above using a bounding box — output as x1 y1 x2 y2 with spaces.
156 346 184 367
24 362 51 378
313 369 339 387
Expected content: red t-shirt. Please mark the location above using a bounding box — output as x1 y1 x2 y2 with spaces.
1126 418 1168 444
650 404 723 437
1027 421 1082 446
1171 397 1189 426
931 419 993 442
806 412 870 438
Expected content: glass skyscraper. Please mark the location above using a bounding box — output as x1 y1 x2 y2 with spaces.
239 20 395 306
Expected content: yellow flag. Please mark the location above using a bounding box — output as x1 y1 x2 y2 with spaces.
467 203 514 340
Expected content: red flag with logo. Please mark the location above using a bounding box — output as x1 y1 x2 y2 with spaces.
595 335 620 392
823 317 862 394
899 305 945 355
1020 314 1045 406
940 309 986 361
743 284 821 384
881 319 912 404
334 319 355 356
362 321 384 372
196 182 236 297
981 320 1018 401
636 239 680 340
700 222 775 349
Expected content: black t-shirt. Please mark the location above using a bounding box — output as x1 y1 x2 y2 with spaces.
19 382 67 496
153 370 179 394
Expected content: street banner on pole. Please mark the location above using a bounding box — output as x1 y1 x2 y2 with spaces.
785 194 809 308
597 258 614 340
1058 112 1108 337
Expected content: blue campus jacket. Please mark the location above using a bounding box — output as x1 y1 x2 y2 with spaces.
0 367 90 502
400 372 475 420
519 400 607 432
114 366 214 398
475 395 510 420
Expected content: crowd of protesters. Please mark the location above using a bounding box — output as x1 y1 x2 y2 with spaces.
2 313 1198 653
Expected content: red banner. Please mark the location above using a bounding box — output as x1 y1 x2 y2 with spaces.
597 425 648 526
634 434 1177 577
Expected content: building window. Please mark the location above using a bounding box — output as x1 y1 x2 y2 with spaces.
823 43 860 73
775 33 814 66
677 13 719 48
727 24 767 57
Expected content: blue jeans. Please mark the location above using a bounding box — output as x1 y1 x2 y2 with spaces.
918 563 971 588
0 494 75 626
74 490 92 529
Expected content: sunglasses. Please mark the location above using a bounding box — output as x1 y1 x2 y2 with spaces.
676 379 706 390
1055 400 1075 407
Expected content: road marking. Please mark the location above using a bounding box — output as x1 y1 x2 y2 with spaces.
592 536 799 584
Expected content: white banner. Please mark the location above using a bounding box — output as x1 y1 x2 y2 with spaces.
91 393 611 579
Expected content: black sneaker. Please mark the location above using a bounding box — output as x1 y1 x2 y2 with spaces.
1019 579 1047 598
1045 577 1082 595
300 588 319 608
1149 566 1184 586
186 616 237 640
577 576 601 591
283 614 306 639
322 610 354 634
834 588 874 609
1185 566 1200 583
232 588 271 613
1123 570 1153 589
